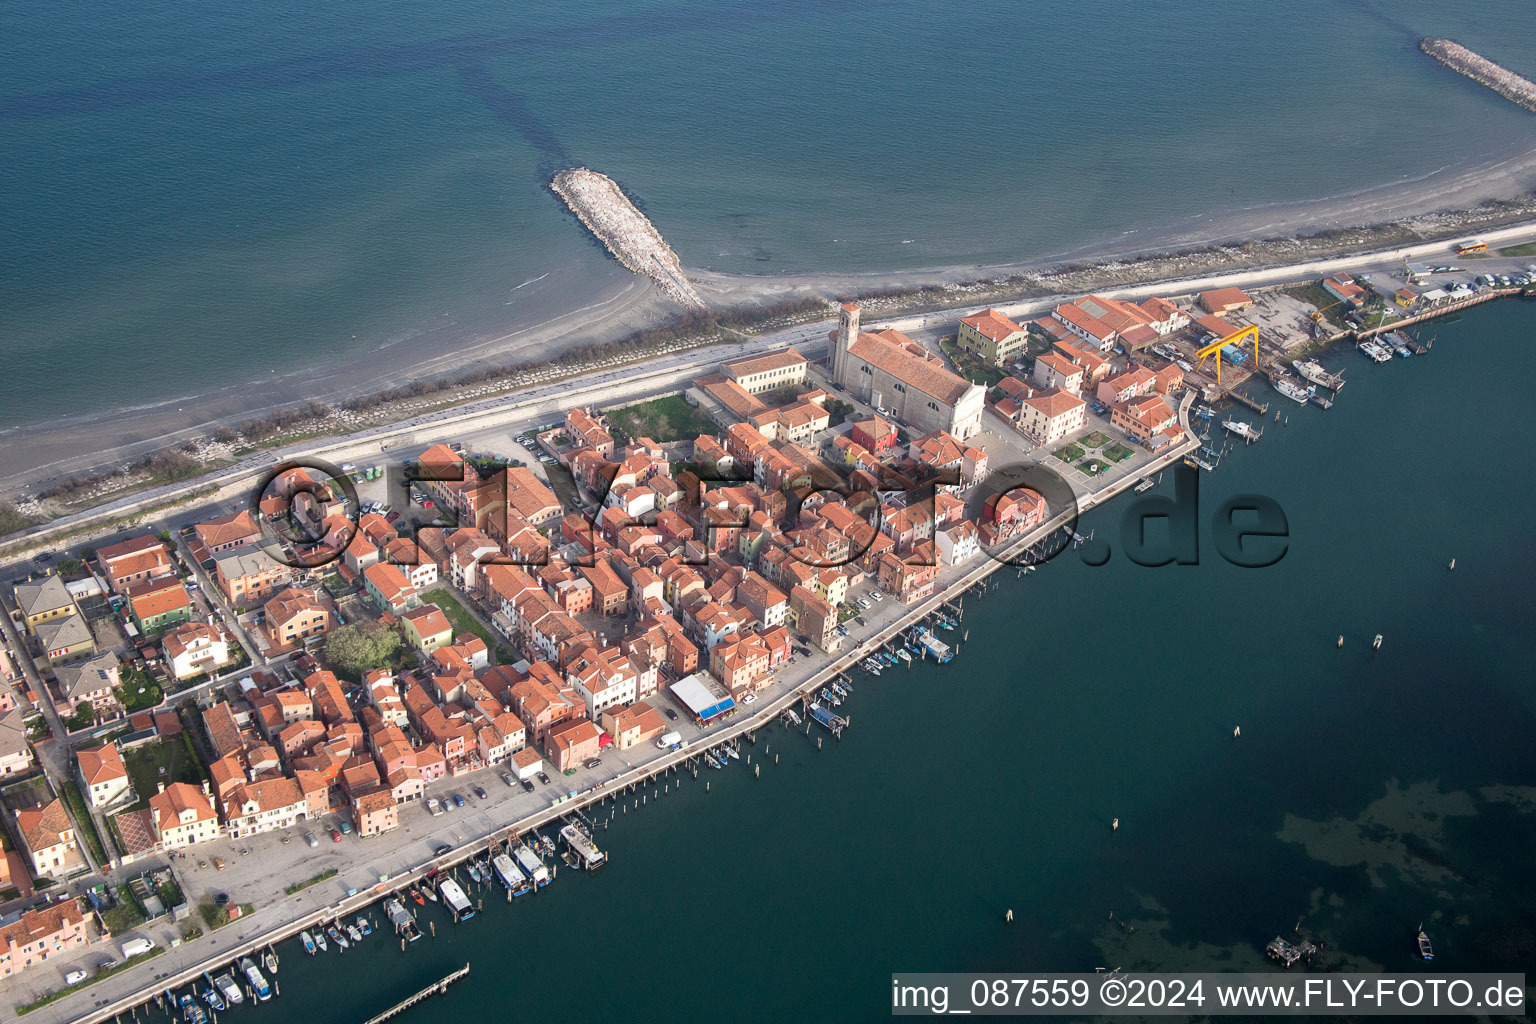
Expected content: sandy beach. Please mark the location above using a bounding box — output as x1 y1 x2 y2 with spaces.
5 135 1536 502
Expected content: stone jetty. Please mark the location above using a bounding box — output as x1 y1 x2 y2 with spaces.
1420 38 1536 115
551 167 706 309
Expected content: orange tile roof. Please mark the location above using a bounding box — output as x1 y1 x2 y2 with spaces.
847 330 974 405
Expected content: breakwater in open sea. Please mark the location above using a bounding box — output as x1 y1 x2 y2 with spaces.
3 0 1536 445
106 300 1536 1024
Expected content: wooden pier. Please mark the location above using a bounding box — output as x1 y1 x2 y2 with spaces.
1227 389 1270 416
362 964 470 1024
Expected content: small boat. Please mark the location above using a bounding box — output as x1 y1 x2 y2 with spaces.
409 887 425 906
466 861 482 884
896 648 912 663
313 928 328 953
240 957 271 1002
202 986 226 1013
1417 924 1434 961
357 915 372 936
179 993 208 1024
1222 418 1258 440
213 973 243 1005
421 884 438 902
1373 634 1383 650
327 924 348 950
263 949 277 974
300 930 316 955
345 922 363 944
831 682 847 698
724 744 740 760
1271 375 1311 404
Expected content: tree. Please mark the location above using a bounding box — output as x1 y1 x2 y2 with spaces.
322 621 402 679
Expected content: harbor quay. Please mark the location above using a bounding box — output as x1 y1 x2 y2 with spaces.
25 402 1198 1024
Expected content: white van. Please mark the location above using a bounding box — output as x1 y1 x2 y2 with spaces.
120 936 155 959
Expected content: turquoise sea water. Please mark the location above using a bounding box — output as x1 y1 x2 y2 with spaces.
125 300 1536 1024
3 0 1536 432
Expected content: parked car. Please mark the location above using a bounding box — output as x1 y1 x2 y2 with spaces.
338 820 352 834
472 785 487 799
433 843 453 857
501 772 516 787
583 757 602 769
329 827 342 842
743 693 757 705
213 856 226 870
663 708 678 721
303 831 318 848
521 778 536 792
536 772 552 785
452 793 466 808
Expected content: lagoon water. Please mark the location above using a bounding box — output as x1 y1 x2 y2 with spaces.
150 300 1536 1023
3 0 1536 435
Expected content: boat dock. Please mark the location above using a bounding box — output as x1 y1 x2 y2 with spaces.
361 964 470 1024
559 823 607 870
1265 936 1318 968
1227 389 1270 416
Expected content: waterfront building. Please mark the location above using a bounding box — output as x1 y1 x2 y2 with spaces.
1111 394 1181 447
0 901 87 978
724 347 808 394
1197 287 1254 314
1323 273 1367 307
222 777 309 838
957 308 1029 366
96 535 175 595
545 718 605 772
193 509 261 555
830 303 985 440
599 701 667 750
14 575 77 633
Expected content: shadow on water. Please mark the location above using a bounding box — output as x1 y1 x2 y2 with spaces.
454 63 571 171
0 0 829 119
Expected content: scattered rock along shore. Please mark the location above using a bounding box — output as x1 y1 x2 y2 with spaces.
550 166 707 310
1420 38 1536 115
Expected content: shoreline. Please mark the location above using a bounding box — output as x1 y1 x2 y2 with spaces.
45 405 1199 1024
4 137 1536 505
4 216 1536 557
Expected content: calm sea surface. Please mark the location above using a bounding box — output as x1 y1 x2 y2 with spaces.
3 0 1536 429
131 301 1536 1023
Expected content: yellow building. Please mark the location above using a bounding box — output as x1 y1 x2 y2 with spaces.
401 606 455 652
14 575 76 633
956 309 1029 367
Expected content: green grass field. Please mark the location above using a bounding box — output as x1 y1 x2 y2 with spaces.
606 394 716 443
1500 242 1536 258
123 739 204 812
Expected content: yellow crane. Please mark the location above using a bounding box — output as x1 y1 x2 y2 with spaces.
1194 323 1260 383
